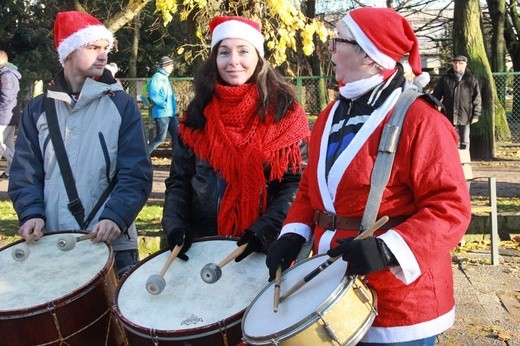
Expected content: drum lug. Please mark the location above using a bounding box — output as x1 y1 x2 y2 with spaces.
318 314 341 345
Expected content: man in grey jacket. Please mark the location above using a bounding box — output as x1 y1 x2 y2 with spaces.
8 11 153 277
0 50 21 179
433 55 482 149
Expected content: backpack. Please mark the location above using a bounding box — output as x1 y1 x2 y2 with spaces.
139 79 154 108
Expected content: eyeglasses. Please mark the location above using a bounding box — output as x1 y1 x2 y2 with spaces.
331 38 358 52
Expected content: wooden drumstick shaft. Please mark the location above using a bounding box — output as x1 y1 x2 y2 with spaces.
159 245 183 277
279 215 389 303
273 266 282 312
217 243 248 268
76 233 96 242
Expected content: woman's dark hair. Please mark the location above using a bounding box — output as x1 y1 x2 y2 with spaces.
183 41 297 130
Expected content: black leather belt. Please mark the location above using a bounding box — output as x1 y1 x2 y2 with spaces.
313 210 408 231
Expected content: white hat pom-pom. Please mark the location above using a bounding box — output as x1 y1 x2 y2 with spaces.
413 72 430 88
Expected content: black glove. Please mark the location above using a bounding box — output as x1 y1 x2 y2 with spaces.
327 237 398 276
266 233 306 281
235 228 278 262
167 229 192 261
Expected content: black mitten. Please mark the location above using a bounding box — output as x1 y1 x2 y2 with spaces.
167 229 192 261
235 228 278 262
327 237 398 275
266 233 306 281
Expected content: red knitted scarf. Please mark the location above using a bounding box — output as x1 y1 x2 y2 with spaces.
180 83 310 236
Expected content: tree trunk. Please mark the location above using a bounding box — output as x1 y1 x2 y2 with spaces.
128 14 140 79
453 0 502 159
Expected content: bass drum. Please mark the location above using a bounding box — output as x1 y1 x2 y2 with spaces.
114 237 267 345
0 231 127 345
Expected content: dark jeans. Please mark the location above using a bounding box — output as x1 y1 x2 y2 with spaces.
357 335 437 346
148 116 178 154
114 249 139 278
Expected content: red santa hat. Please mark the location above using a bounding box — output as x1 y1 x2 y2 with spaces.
209 16 265 56
342 8 430 87
54 11 114 66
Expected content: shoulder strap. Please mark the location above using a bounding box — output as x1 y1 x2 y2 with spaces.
44 95 86 229
360 89 421 232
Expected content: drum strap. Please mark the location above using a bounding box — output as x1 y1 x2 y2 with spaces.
44 95 117 230
360 89 421 232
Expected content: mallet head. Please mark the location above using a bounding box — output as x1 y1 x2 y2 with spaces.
146 274 166 295
200 263 222 284
56 235 77 251
11 244 30 262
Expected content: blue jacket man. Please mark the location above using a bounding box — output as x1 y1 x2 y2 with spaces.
147 56 178 154
8 11 153 277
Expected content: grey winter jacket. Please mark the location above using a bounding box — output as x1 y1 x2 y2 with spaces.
8 69 153 251
432 67 481 126
0 64 21 125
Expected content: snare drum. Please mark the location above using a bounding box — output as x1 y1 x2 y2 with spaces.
0 232 126 345
242 254 377 345
114 237 267 345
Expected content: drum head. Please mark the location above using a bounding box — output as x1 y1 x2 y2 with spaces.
0 232 110 313
116 238 267 336
242 254 348 339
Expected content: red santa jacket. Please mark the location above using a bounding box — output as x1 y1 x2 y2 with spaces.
279 89 471 343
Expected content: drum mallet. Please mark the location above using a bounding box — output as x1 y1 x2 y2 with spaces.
56 233 96 251
273 266 283 312
145 245 183 295
11 234 37 262
11 243 31 262
200 243 248 284
279 215 389 303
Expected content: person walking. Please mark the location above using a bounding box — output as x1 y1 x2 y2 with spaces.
147 56 178 154
265 8 471 345
8 11 153 277
161 15 310 262
433 55 481 149
0 50 21 179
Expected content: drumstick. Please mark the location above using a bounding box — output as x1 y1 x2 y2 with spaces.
273 266 283 312
146 245 183 295
279 215 389 303
200 243 248 284
56 232 96 251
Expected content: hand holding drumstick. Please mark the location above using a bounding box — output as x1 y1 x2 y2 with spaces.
279 215 389 303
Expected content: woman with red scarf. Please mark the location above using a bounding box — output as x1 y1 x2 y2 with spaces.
161 16 310 262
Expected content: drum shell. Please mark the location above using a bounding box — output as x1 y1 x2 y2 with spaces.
114 236 266 346
242 255 377 346
0 232 127 346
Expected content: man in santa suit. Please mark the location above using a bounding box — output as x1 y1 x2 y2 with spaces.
266 8 471 345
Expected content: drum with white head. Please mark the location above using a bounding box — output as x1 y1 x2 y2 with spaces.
242 254 377 345
0 231 126 345
114 237 267 345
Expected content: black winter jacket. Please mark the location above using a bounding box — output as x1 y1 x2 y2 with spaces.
162 132 303 249
432 67 481 125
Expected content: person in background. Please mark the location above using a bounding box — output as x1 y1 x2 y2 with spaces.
8 11 153 277
161 16 310 262
147 56 178 154
0 50 21 179
266 8 471 345
432 55 481 149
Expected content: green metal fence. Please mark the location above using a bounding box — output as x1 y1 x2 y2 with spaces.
493 72 520 144
19 73 520 145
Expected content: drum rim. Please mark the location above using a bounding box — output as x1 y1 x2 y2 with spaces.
241 254 377 344
0 231 114 319
113 236 250 340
